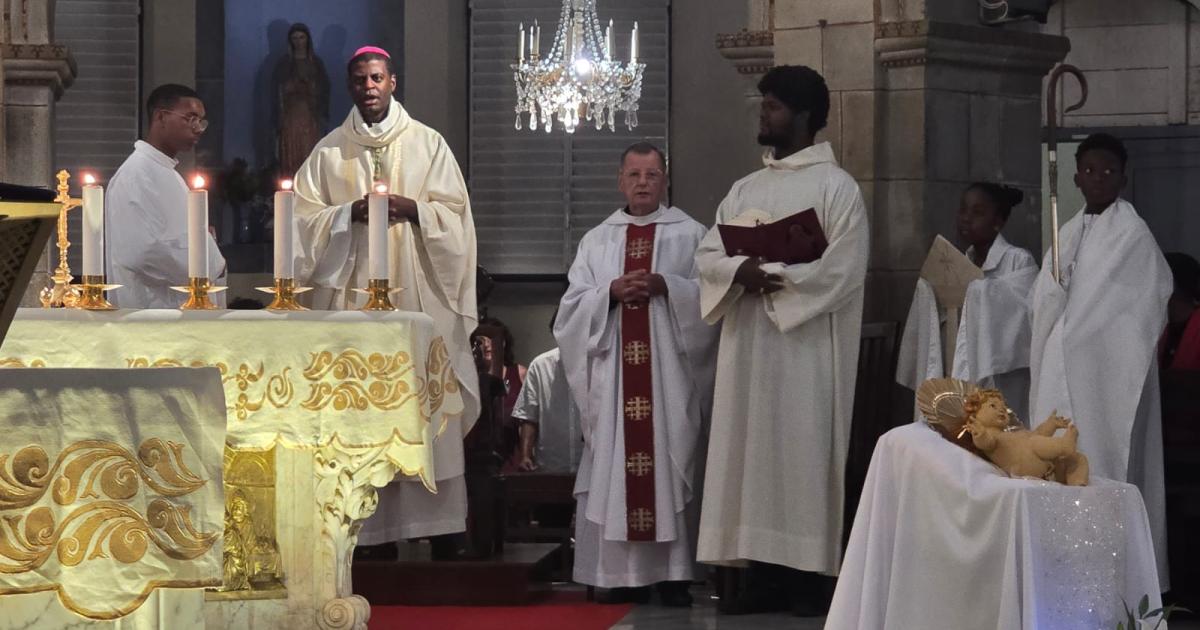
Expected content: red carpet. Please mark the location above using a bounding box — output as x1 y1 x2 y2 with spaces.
368 591 633 630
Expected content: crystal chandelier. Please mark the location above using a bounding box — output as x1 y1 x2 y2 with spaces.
512 0 645 134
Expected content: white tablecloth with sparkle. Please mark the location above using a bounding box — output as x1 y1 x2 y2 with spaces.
826 423 1162 630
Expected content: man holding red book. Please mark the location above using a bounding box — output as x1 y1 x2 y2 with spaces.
695 65 869 617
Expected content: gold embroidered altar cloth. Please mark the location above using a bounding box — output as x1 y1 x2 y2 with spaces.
0 367 226 620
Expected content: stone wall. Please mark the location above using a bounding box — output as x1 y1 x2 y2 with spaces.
1030 0 1193 128
765 0 1067 323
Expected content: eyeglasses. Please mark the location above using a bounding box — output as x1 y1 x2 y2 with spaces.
621 169 664 183
160 109 209 132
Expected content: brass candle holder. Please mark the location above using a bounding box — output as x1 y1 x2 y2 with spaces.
356 278 399 311
39 170 83 308
256 278 311 311
172 277 228 310
77 275 120 310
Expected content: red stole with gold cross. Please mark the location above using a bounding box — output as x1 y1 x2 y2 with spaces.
621 223 657 541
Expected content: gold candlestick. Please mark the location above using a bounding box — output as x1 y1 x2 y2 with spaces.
39 170 83 308
256 278 311 311
172 277 228 310
77 275 120 310
358 278 397 311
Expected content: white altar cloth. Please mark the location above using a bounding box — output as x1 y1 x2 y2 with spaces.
826 423 1163 630
0 367 226 625
0 308 465 489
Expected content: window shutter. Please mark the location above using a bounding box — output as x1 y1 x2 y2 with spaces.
469 0 669 274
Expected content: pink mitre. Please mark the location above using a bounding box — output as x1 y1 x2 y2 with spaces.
352 46 391 60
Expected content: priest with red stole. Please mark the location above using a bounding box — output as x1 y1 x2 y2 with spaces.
555 142 718 605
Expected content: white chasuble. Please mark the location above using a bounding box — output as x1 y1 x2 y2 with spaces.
1030 199 1171 585
292 99 479 541
695 143 868 575
107 140 226 308
555 206 718 587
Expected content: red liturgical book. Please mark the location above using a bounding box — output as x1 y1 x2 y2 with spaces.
718 208 828 264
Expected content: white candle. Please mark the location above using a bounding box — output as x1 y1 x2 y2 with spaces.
187 175 208 278
519 23 525 62
606 20 613 61
368 183 389 280
533 21 540 57
631 22 639 63
274 180 295 279
80 173 104 277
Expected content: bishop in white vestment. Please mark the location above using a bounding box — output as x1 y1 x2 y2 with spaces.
292 49 479 542
556 145 717 599
108 85 225 308
1030 134 1170 585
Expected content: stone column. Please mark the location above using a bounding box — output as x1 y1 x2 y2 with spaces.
872 18 1067 321
2 0 76 306
765 0 1067 322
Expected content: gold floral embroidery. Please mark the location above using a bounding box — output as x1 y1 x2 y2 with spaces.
300 350 416 411
303 349 412 381
415 337 456 416
0 439 205 511
0 498 217 573
124 359 294 421
0 358 45 368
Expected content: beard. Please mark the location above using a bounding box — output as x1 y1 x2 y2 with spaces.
757 126 791 149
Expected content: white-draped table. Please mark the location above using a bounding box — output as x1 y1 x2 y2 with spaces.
0 367 226 629
0 309 465 630
826 423 1163 630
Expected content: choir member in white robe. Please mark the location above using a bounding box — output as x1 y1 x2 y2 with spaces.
107 84 225 308
291 48 479 545
512 345 583 474
1030 133 1171 586
695 66 868 616
897 183 1038 421
555 143 718 605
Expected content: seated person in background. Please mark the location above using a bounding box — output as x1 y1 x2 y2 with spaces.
511 310 583 474
898 182 1038 421
1160 252 1200 371
477 316 527 467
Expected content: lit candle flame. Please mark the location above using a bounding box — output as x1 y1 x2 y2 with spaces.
374 183 389 195
280 179 294 191
191 175 207 190
82 173 97 186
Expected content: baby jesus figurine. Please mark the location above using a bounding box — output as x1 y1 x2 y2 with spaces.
961 388 1090 486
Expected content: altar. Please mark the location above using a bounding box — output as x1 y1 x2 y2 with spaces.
0 308 466 629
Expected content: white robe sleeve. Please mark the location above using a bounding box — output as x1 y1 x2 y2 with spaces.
896 278 943 392
292 150 355 289
954 262 1038 382
412 137 475 316
511 368 542 426
107 182 190 285
554 230 617 439
695 189 750 324
663 224 720 411
763 174 869 333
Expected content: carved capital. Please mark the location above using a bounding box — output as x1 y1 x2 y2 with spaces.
875 20 1069 74
2 43 77 99
715 29 775 77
